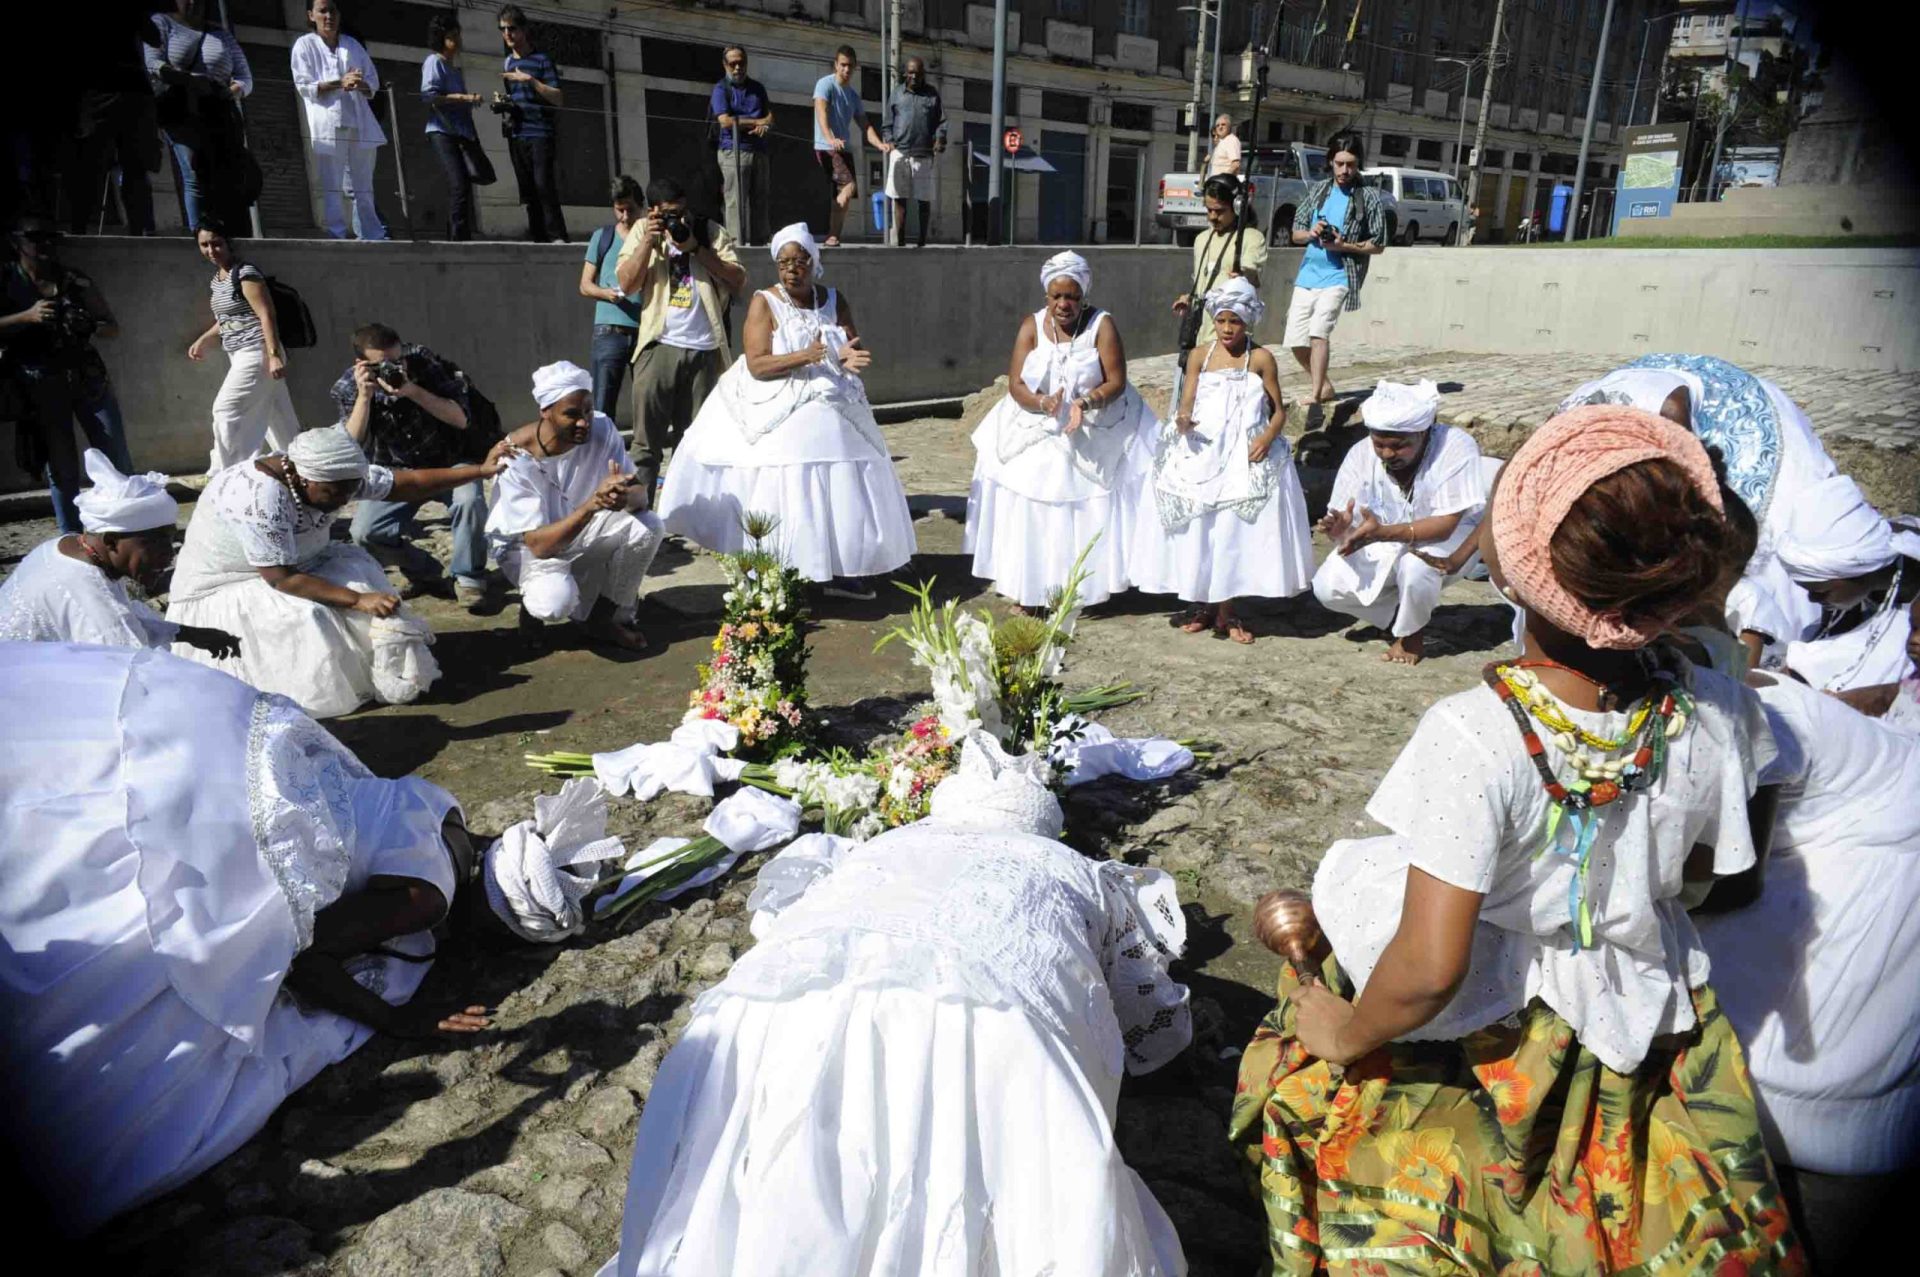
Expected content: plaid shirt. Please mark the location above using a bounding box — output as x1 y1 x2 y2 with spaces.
330 343 470 470
1293 177 1389 312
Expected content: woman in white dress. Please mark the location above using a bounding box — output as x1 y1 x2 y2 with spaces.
659 223 915 598
1772 474 1919 694
599 734 1192 1277
967 251 1159 610
166 427 503 718
0 643 492 1235
1134 278 1312 644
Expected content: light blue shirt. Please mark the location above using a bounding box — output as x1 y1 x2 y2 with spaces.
812 74 864 151
586 226 640 328
1296 182 1351 291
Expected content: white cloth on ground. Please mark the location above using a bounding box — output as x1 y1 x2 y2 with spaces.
595 789 804 916
0 644 455 1233
592 719 747 800
660 286 916 581
482 778 627 944
74 448 178 532
1696 673 1920 1175
0 538 180 648
1052 716 1196 788
1313 665 1774 1074
166 459 437 718
597 820 1191 1277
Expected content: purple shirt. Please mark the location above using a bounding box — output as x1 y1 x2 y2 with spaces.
711 76 770 152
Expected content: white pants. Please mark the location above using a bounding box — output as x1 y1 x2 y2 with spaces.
310 137 386 240
1312 545 1463 638
209 346 301 474
502 509 663 624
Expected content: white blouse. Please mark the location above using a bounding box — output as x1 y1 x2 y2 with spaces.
1314 665 1775 1074
169 460 394 605
291 32 387 146
485 412 633 554
0 539 178 649
1327 422 1486 550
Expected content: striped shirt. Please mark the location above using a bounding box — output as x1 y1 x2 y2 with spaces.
504 51 558 139
144 14 253 97
211 264 267 353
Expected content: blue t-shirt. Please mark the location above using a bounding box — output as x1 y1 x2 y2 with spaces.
1296 183 1351 291
812 74 864 152
421 53 476 139
586 226 640 328
505 51 558 139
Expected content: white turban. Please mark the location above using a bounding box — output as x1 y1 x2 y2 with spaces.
1557 368 1699 419
286 427 370 482
1775 473 1897 583
482 778 627 944
1361 379 1441 433
1039 251 1092 297
1204 276 1265 327
770 222 823 278
532 360 594 409
73 448 178 534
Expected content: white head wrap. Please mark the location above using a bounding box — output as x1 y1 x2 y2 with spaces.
1204 276 1265 327
73 448 178 534
482 779 627 944
1361 379 1442 434
927 732 1064 840
532 360 594 409
1775 474 1898 583
770 222 823 278
1039 251 1092 298
1556 368 1699 420
286 427 370 482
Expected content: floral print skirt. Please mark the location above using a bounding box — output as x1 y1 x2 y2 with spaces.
1228 960 1806 1276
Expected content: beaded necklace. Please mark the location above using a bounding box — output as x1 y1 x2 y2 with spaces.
1482 658 1694 950
1808 560 1906 692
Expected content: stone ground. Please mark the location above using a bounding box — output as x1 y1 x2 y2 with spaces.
6 349 1913 1277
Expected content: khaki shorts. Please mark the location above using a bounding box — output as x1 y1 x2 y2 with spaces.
885 150 935 200
1284 284 1349 346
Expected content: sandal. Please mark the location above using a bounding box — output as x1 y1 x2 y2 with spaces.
1176 609 1211 634
1218 615 1255 645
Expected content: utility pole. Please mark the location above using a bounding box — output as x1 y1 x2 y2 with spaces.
1562 0 1617 241
988 0 1008 244
1436 55 1476 178
1185 1 1212 170
1207 0 1224 150
1705 1 1747 201
1462 0 1508 217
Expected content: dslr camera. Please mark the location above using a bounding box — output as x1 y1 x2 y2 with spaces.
488 90 525 134
47 295 101 347
371 357 410 388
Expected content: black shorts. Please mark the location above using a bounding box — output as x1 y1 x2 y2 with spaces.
814 148 855 190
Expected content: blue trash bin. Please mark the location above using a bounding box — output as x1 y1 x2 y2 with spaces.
1548 183 1574 234
870 190 888 239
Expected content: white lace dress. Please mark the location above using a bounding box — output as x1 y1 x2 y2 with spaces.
0 644 457 1233
965 309 1161 607
166 458 439 718
600 825 1192 1277
0 537 180 647
659 286 917 582
1130 343 1315 604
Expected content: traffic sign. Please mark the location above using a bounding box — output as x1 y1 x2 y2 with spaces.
1003 128 1023 155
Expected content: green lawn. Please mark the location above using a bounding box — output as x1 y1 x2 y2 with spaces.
1512 233 1920 249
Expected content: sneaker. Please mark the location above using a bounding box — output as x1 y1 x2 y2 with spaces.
821 577 877 601
454 577 491 608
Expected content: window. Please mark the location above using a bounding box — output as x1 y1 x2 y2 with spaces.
1304 150 1329 179
964 79 993 114
1041 91 1088 124
1416 138 1443 161
1676 14 1693 33
1380 133 1410 158
1119 0 1151 37
1055 0 1086 17
1482 148 1506 167
1707 14 1728 36
1110 101 1154 132
1402 177 1430 200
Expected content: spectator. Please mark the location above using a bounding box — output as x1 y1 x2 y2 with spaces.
66 5 161 235
0 217 134 534
185 218 298 474
1207 114 1241 177
711 46 773 248
291 0 387 241
1169 174 1266 406
334 322 490 607
614 175 747 509
882 55 946 249
581 176 644 419
422 11 489 242
1287 130 1387 407
1464 202 1482 246
497 5 567 243
146 0 254 233
812 45 891 248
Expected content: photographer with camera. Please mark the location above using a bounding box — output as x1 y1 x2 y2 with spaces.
1286 131 1387 409
495 5 568 243
1 217 136 535
614 175 747 508
1169 174 1266 409
335 322 492 607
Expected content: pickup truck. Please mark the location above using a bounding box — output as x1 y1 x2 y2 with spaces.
1157 142 1399 247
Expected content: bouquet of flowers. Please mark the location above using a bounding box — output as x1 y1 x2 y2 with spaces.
870 712 959 827
686 514 810 757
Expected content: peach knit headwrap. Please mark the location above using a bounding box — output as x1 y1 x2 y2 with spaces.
1492 404 1723 650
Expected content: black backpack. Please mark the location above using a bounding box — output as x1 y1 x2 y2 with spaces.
452 372 506 463
230 268 316 349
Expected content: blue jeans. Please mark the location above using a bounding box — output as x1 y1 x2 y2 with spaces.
31 374 133 534
165 133 202 230
350 478 490 586
591 325 638 420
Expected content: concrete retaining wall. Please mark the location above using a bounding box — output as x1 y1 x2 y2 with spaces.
8 239 1918 486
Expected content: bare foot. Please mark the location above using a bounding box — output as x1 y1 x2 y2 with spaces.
1223 616 1255 645
585 616 649 652
1383 632 1425 665
1178 609 1211 634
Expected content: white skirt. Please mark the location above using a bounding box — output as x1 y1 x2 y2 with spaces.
601 983 1185 1277
1131 458 1316 605
166 543 439 719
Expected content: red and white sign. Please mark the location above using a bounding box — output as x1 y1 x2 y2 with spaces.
1003 128 1023 155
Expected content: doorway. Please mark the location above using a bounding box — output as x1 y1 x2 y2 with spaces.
1106 143 1146 244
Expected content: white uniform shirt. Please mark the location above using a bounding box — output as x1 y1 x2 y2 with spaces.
0 539 179 648
291 33 388 146
486 413 636 555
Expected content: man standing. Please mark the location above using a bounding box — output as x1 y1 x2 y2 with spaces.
335 321 490 608
1169 174 1266 405
580 176 643 419
812 45 892 247
497 5 567 242
1287 130 1386 406
1310 380 1486 666
711 46 774 247
882 55 946 248
615 176 748 508
1206 114 1241 177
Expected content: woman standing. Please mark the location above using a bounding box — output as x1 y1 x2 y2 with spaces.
421 11 487 241
966 252 1158 610
291 0 388 241
185 219 299 472
1134 278 1313 643
1231 406 1805 1273
144 0 255 231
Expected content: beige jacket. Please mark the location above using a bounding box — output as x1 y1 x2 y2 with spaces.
615 218 743 365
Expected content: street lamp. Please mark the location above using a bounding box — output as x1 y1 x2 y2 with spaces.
1626 9 1687 129
1563 0 1619 242
1435 54 1482 179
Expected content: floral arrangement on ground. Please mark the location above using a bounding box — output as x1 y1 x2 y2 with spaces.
684 513 809 759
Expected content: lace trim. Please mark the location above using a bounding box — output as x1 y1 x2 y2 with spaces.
245 693 366 949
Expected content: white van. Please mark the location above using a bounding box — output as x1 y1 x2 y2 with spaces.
1362 167 1467 245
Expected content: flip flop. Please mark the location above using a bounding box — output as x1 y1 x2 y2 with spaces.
1218 615 1255 644
1177 610 1211 634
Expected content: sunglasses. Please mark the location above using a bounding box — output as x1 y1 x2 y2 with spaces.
499 22 522 32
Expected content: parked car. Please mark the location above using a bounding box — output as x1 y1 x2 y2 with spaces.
1362 167 1466 245
1158 142 1354 247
